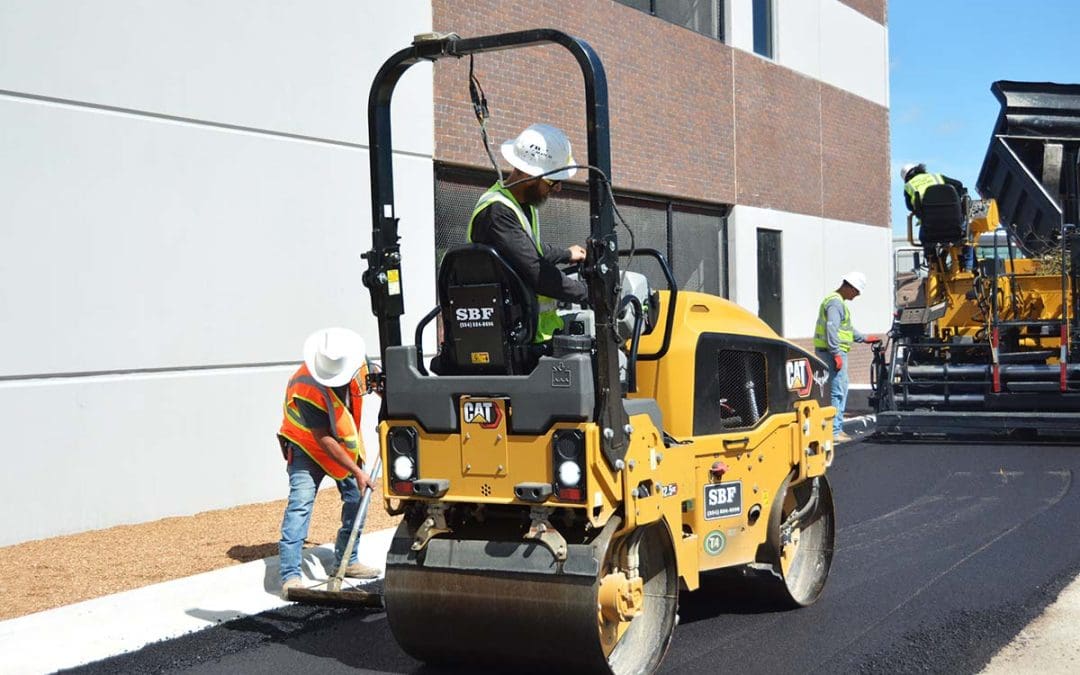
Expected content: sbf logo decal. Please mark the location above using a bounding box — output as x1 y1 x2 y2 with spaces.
455 307 496 328
785 358 813 398
463 400 502 428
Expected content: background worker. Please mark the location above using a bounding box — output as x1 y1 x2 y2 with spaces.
277 327 379 598
467 123 589 341
813 272 879 443
901 162 966 217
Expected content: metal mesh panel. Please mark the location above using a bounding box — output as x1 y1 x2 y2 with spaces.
673 206 726 296
433 169 489 265
716 349 768 429
434 165 728 297
611 196 671 294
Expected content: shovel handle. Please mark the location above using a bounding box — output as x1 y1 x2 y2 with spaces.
328 454 382 592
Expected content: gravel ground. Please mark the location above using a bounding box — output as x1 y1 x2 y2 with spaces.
0 486 401 621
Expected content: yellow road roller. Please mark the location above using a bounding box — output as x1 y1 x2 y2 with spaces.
362 29 837 674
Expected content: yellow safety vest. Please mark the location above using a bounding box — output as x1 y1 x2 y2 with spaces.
813 292 854 353
904 172 945 207
467 183 564 342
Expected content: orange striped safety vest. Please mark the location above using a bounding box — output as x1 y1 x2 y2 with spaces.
277 363 365 481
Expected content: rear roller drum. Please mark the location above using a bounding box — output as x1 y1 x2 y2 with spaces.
768 473 835 606
383 515 678 674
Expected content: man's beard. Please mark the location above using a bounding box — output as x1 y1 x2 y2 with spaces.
521 181 547 207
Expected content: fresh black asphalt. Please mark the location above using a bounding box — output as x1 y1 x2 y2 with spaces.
68 437 1080 674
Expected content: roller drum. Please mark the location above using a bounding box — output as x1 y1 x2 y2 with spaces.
383 515 678 674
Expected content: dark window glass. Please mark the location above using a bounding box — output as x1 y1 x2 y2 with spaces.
655 0 720 39
752 0 773 57
616 0 725 43
434 164 728 297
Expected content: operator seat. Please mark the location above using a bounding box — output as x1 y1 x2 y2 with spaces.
918 183 966 246
433 244 539 375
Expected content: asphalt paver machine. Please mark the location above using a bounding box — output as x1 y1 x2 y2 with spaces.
873 81 1080 439
363 30 837 673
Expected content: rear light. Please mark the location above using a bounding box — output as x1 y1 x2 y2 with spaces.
387 426 418 495
556 487 583 501
552 430 585 501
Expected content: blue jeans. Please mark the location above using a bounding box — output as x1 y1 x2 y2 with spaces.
278 447 361 583
818 350 848 435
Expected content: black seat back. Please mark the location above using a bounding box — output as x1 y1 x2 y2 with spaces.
437 245 538 375
919 183 965 246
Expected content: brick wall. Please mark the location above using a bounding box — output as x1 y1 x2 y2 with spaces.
433 0 889 226
733 49 823 217
838 0 887 25
432 0 736 203
822 86 891 226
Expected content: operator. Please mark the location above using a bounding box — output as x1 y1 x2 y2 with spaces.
467 123 589 342
277 327 380 598
901 162 966 218
813 272 879 443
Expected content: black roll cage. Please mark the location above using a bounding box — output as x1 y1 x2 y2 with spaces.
362 29 630 463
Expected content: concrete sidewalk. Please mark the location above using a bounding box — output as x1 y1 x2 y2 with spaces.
0 527 396 675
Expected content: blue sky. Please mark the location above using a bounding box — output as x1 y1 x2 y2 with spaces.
888 0 1080 236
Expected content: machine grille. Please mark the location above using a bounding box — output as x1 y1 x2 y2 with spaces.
715 349 768 429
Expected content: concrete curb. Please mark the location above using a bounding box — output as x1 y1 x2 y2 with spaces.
0 527 396 674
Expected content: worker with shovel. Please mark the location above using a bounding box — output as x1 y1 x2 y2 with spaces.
277 327 380 598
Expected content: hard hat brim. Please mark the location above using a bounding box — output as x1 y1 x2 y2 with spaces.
500 139 577 181
303 328 367 387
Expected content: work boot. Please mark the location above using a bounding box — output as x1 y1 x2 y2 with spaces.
834 431 854 444
338 562 381 579
280 577 303 600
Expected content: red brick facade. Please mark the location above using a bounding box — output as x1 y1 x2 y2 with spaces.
432 0 889 227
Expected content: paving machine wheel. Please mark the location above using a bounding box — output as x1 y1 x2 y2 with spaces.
362 30 838 673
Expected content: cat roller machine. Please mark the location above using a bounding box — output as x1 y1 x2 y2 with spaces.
873 81 1080 439
362 30 837 674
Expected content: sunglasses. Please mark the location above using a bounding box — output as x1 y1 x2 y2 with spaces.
541 176 561 188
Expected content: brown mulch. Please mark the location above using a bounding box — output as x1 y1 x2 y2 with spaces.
0 486 401 621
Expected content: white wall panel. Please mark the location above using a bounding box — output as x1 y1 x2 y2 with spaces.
0 0 433 153
730 0 888 106
727 0 755 53
0 367 384 546
775 0 821 78
0 3 435 543
818 0 888 106
0 96 434 376
727 204 892 339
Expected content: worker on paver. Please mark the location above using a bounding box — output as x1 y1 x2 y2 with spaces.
901 162 966 219
467 123 589 342
277 327 380 598
814 272 879 443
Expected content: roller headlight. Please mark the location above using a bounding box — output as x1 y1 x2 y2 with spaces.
393 455 416 481
551 429 585 501
558 460 581 487
386 426 418 494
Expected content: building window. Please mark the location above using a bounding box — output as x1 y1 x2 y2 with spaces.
617 0 725 43
434 165 729 297
752 0 774 58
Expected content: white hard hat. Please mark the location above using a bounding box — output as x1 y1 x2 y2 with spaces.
303 327 367 387
842 271 867 294
501 123 577 181
900 162 925 181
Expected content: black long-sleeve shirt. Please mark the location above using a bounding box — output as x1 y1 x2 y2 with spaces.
469 201 589 304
